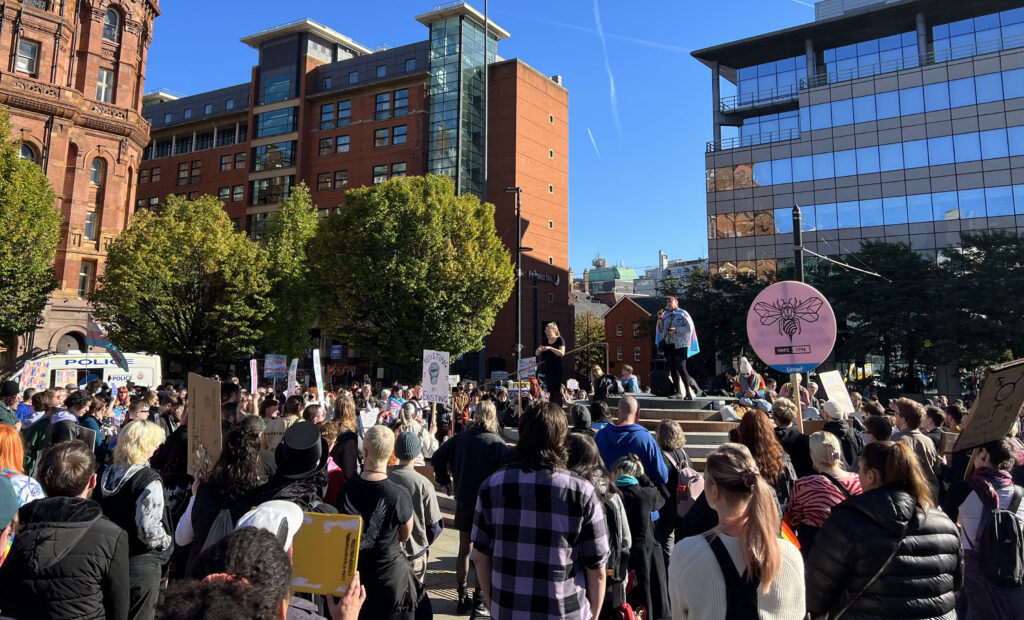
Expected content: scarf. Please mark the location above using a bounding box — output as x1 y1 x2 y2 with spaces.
656 309 701 357
614 475 638 488
969 466 1013 506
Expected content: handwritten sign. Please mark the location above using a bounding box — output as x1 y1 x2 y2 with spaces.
567 379 580 391
19 360 48 391
312 349 325 406
291 512 362 596
421 350 450 405
746 281 837 374
953 358 1024 452
287 359 299 396
519 356 537 378
817 370 855 417
54 369 78 388
249 359 258 392
186 373 222 476
264 354 287 379
448 374 461 388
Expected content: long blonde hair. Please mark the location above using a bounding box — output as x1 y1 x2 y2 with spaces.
545 322 561 339
705 443 782 592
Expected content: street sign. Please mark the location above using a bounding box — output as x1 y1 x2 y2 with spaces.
331 345 342 359
746 281 837 374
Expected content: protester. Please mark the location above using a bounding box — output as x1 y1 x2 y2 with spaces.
329 397 361 482
942 437 1024 618
619 365 640 393
669 443 805 618
52 388 91 445
820 400 864 472
893 398 942 496
864 415 893 444
590 366 623 402
657 297 698 400
392 402 438 465
805 441 963 618
535 322 566 406
922 405 945 452
778 378 811 409
612 454 670 620
303 404 326 424
569 402 596 437
473 402 609 619
96 420 172 620
246 422 333 513
707 367 736 397
432 399 509 614
595 396 669 485
0 380 20 429
590 400 613 433
15 387 37 424
0 423 45 506
388 431 443 584
81 396 107 450
176 423 267 575
335 425 427 619
786 432 862 555
154 394 183 438
771 397 813 478
736 410 795 508
732 357 766 402
0 440 129 619
655 419 693 565
0 474 18 566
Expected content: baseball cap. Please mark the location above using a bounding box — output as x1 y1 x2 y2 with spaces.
394 431 422 461
235 500 304 551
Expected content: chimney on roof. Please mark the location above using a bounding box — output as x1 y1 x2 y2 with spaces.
549 74 563 85
659 250 668 269
583 268 590 293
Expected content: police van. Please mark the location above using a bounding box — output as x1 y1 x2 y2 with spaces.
11 351 162 390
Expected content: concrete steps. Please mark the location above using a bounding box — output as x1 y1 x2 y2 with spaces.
603 395 735 412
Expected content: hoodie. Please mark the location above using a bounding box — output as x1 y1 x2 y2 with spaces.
0 496 129 620
96 463 172 557
595 423 669 485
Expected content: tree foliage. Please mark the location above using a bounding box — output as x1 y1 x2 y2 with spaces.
261 183 320 358
574 311 605 378
0 107 60 342
310 175 514 377
90 195 270 370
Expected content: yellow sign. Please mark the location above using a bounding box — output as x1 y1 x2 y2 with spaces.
291 512 362 596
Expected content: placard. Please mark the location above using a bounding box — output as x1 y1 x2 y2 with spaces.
331 345 342 360
817 370 855 417
953 358 1024 452
54 369 78 388
287 359 299 396
291 512 362 595
19 360 48 391
448 374 461 388
264 354 287 379
312 349 325 406
746 281 837 374
421 350 450 405
249 359 258 392
567 379 580 391
519 356 537 378
186 373 222 476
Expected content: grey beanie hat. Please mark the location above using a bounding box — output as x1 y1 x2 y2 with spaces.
570 402 591 428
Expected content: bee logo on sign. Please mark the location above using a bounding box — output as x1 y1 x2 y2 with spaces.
746 281 836 374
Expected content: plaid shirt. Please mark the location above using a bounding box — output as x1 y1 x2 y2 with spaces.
472 466 609 620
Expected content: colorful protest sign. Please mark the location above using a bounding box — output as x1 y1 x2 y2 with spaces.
18 360 48 391
421 350 450 405
519 356 537 378
287 359 299 395
817 370 855 417
312 349 325 405
953 358 1024 452
291 512 362 595
264 354 287 379
54 369 78 388
746 281 837 374
186 373 222 476
249 359 258 392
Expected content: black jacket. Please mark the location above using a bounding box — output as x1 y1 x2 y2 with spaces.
0 496 130 620
774 425 814 478
823 420 865 472
328 429 361 481
805 486 963 619
432 426 509 505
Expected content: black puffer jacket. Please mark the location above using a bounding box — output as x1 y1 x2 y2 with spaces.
432 426 509 505
805 486 963 619
0 496 129 620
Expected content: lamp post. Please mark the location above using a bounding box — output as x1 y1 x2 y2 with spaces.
504 186 532 407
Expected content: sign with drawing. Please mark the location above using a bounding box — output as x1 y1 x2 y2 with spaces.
953 358 1024 452
421 350 450 405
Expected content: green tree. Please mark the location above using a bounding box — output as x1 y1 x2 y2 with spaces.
0 107 60 342
261 183 320 358
574 311 605 378
90 195 270 370
310 175 514 377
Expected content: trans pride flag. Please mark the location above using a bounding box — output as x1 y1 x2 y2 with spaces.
656 308 701 358
86 315 130 372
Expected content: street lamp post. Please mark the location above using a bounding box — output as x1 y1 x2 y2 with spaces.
504 186 531 407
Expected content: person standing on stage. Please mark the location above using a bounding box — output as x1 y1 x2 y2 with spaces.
536 322 566 406
657 297 699 400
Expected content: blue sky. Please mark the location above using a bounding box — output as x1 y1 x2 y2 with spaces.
146 0 815 274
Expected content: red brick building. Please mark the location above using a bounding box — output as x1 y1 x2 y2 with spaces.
136 5 569 379
1 0 159 366
604 296 663 387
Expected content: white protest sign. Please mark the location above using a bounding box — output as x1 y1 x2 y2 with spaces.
421 350 450 405
448 374 461 388
817 370 855 417
250 359 258 392
519 356 537 378
312 349 325 406
567 379 580 391
287 359 299 396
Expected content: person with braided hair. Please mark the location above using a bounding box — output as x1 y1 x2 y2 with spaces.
669 443 805 619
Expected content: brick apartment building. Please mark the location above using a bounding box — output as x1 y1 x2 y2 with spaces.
135 3 569 379
0 0 159 368
604 296 662 388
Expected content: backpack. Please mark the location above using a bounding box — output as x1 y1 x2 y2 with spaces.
975 485 1024 587
201 508 236 553
601 493 631 585
773 454 797 508
664 450 704 519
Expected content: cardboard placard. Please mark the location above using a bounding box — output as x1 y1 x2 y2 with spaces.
55 369 78 387
747 281 837 374
291 512 362 596
952 358 1024 452
941 432 959 454
448 374 461 388
19 360 48 391
287 359 299 396
818 370 855 417
186 373 222 477
802 420 828 436
264 354 288 379
567 379 580 391
421 350 450 405
519 356 537 378
76 425 97 449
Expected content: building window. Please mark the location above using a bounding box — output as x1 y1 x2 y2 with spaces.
184 108 192 119
336 100 351 128
391 162 406 178
317 172 332 191
148 196 159 208
334 170 348 189
394 89 408 117
250 175 295 205
633 324 642 337
18 144 36 163
374 128 389 148
255 107 299 138
548 257 554 265
176 162 188 186
323 77 332 89
232 185 244 202
406 59 415 71
14 40 39 76
190 160 201 184
633 347 641 362
548 184 554 193
216 127 236 147
549 114 554 123
96 68 114 103
150 167 161 183
195 131 213 151
320 103 334 130
237 124 247 142
90 158 105 185
319 137 333 156
136 198 146 209
616 346 623 361
84 212 98 240
77 261 95 298
103 9 120 43
549 149 554 159
375 93 390 120
372 164 387 184
616 324 623 337
336 135 350 153
393 125 407 145
164 113 172 123
349 71 358 84
174 135 192 155
139 168 150 184
263 75 292 104
253 141 296 171
548 220 553 229
218 186 230 201
377 65 386 78
220 154 232 171
204 104 213 114
235 152 246 169
247 213 269 240
225 99 234 110
548 293 555 303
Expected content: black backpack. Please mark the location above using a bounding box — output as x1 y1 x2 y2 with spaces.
975 485 1024 588
601 493 630 584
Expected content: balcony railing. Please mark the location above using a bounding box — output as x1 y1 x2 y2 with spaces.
801 32 1024 89
719 83 800 112
706 127 801 153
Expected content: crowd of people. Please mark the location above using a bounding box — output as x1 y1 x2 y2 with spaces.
0 360 1021 620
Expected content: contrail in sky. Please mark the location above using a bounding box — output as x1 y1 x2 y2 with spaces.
587 128 601 158
789 0 814 7
513 13 690 54
593 0 621 136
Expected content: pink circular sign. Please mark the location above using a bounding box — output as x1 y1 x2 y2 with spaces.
746 280 837 374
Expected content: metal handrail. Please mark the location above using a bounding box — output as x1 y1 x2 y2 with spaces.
720 83 800 112
706 127 801 153
477 341 610 393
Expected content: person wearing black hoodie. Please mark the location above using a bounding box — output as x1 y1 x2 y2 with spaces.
0 440 129 620
821 401 865 472
772 397 814 478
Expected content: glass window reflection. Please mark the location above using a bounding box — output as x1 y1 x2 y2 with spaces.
924 82 950 111
932 191 959 220
903 139 929 168
861 199 883 226
812 153 834 179
986 186 1014 216
774 208 794 233
856 146 880 174
837 201 860 228
853 95 876 123
752 161 772 186
879 143 904 171
735 211 755 237
834 150 857 177
816 203 838 230
899 87 924 115
958 189 986 218
907 194 932 222
981 129 1009 158
883 196 908 224
928 136 954 166
792 156 813 182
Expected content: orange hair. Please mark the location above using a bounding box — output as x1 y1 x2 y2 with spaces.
0 424 26 474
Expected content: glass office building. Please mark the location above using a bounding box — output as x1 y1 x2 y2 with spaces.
693 0 1024 278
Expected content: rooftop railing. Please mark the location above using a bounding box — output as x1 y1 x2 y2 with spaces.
706 127 801 153
719 83 800 112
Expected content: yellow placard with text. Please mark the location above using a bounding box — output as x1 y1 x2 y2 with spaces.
291 512 362 596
